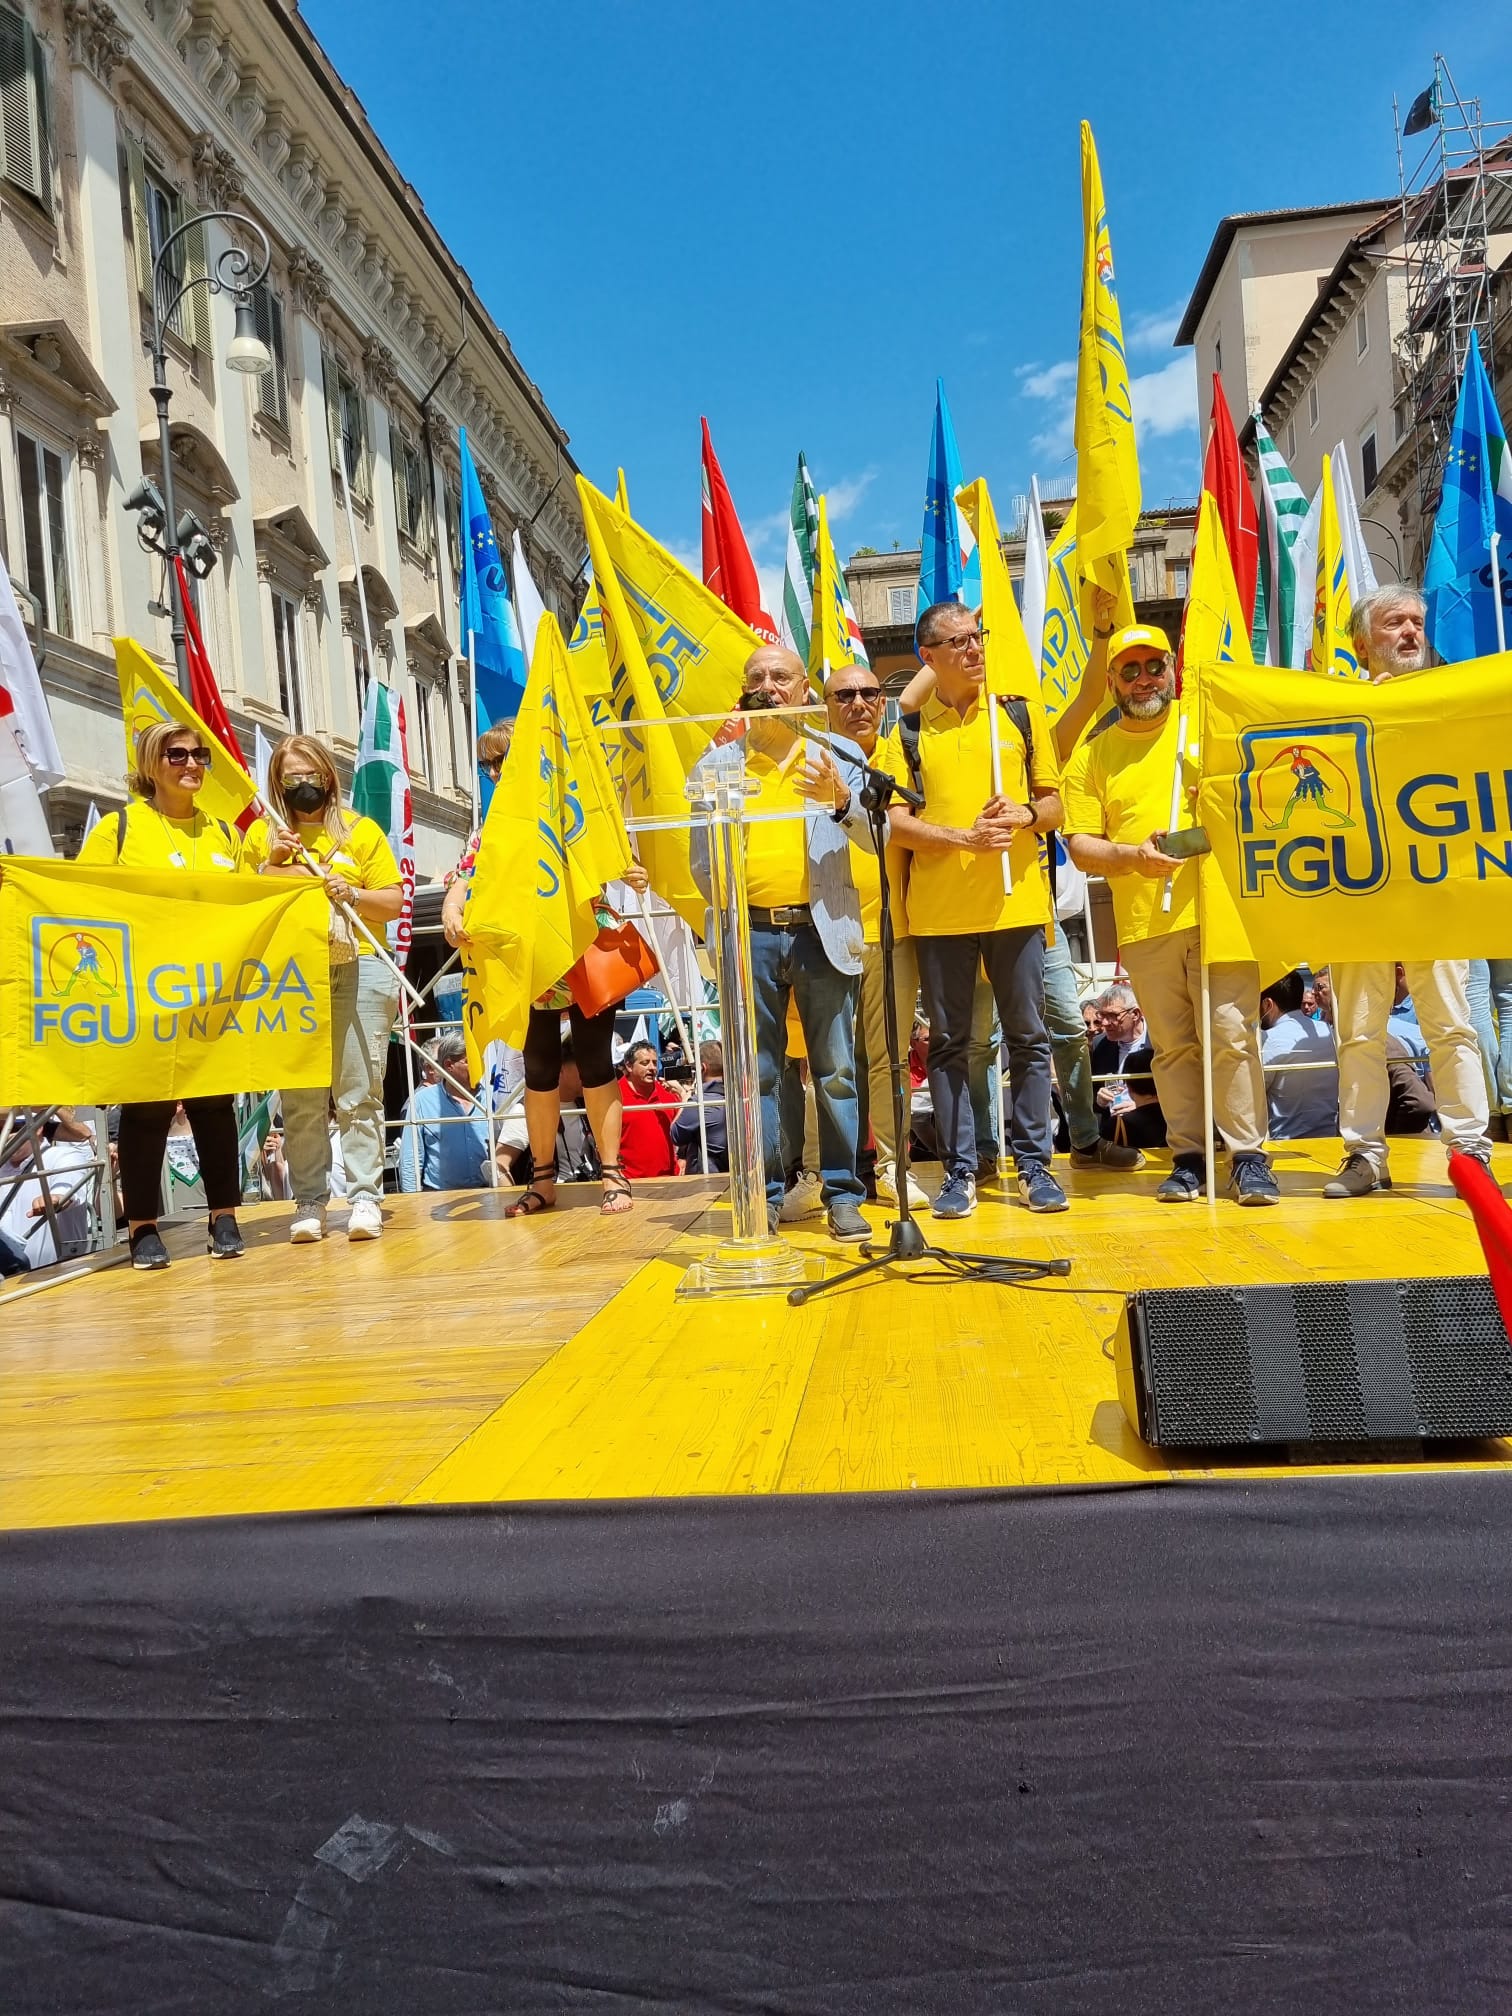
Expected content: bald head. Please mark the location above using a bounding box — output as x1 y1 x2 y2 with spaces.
743 645 812 708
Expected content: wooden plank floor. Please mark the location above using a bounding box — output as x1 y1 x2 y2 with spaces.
3 1141 1509 1530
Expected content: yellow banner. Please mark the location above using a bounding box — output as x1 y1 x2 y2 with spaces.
956 477 1040 698
1196 654 1512 967
463 614 630 1049
115 636 257 829
1074 121 1140 591
0 859 329 1104
1183 492 1255 669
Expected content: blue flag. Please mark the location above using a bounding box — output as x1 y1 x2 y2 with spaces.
916 378 982 619
459 429 527 803
1424 330 1512 662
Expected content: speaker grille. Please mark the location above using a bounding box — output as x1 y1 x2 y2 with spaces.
1130 1277 1512 1447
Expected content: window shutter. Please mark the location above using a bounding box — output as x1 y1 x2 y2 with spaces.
0 7 48 207
392 425 409 537
322 352 342 472
122 133 152 301
181 206 213 358
252 285 287 429
27 16 47 209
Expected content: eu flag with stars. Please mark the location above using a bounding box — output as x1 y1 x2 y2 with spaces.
916 378 981 620
459 428 528 751
1424 331 1512 662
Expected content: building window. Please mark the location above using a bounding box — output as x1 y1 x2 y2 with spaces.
120 137 211 354
0 3 51 213
1394 396 1410 443
1360 429 1379 495
250 280 288 432
1165 559 1189 600
411 675 435 784
352 632 370 716
323 353 369 504
1356 306 1369 357
391 422 431 551
887 585 914 625
442 471 462 590
443 663 459 783
1286 417 1297 462
1307 383 1319 431
14 425 73 637
271 590 304 730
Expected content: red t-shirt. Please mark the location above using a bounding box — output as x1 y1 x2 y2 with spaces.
618 1075 678 1179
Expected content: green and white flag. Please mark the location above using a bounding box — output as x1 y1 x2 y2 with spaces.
350 676 416 965
777 451 820 662
1253 411 1312 666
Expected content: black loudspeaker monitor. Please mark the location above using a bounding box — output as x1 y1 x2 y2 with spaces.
1114 1277 1512 1448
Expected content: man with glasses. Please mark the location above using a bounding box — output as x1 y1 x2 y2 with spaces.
823 663 927 1209
1062 624 1277 1204
879 602 1066 1218
693 645 877 1241
1088 983 1165 1150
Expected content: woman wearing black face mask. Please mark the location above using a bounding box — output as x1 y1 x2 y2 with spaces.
245 735 403 1245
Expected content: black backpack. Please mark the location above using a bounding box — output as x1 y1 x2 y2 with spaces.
896 694 1055 901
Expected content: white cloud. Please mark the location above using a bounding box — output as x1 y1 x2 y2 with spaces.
757 563 786 620
824 468 878 522
1127 302 1187 355
1019 359 1076 402
1130 354 1199 438
745 506 791 556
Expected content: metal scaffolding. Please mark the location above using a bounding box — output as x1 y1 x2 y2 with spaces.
1394 55 1512 570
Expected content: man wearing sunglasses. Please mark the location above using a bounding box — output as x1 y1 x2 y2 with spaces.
1062 624 1277 1205
879 602 1065 1218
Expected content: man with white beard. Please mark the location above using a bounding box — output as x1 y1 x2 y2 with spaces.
1062 625 1277 1205
1323 587 1495 1197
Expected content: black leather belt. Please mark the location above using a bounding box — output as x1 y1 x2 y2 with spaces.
748 904 812 928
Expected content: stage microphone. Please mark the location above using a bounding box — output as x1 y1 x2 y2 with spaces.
863 763 924 810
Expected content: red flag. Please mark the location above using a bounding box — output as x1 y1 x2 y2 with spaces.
173 557 257 829
1200 374 1259 632
1450 1151 1512 1347
699 417 777 643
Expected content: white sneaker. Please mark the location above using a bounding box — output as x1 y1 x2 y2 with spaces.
875 1163 929 1210
289 1208 325 1245
779 1169 824 1221
347 1197 383 1241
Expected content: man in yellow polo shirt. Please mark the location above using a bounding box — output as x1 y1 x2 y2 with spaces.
881 601 1066 1218
1062 624 1276 1205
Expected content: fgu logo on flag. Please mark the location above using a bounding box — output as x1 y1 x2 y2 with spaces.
31 917 136 1044
1235 720 1388 897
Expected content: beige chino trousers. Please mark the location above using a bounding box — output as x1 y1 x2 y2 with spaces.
1118 925 1267 1160
1332 959 1490 1172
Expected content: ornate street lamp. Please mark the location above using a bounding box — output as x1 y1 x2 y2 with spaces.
134 210 273 694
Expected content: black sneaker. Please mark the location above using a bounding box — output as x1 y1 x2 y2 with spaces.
1017 1162 1070 1213
1228 1154 1280 1207
208 1214 245 1259
1155 1156 1205 1203
129 1225 171 1270
827 1200 871 1242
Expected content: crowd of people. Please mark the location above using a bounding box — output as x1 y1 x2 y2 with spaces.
4 579 1508 1279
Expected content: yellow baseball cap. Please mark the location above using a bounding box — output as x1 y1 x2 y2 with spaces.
1107 623 1173 666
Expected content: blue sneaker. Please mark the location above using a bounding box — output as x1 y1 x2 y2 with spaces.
1017 1162 1069 1213
931 1172 977 1220
1228 1153 1280 1207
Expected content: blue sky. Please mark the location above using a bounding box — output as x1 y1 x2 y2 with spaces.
305 0 1511 601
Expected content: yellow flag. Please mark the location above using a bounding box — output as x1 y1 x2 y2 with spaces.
956 478 1040 698
1183 492 1257 669
806 493 851 683
0 858 328 1103
1311 454 1360 679
462 613 631 1048
577 476 749 929
615 468 631 514
1040 510 1089 723
115 636 257 828
1074 122 1141 593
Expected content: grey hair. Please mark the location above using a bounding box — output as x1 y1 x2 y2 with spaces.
1095 983 1138 1011
433 1030 468 1069
1349 584 1424 654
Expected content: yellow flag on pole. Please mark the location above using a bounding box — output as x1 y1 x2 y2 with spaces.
956 478 1041 698
462 612 631 1048
615 468 631 514
1311 454 1360 679
1040 509 1089 723
1074 122 1141 593
1183 491 1257 669
806 493 853 684
115 636 257 829
577 476 748 930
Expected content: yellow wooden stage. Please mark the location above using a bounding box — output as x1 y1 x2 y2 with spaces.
3 1136 1509 1531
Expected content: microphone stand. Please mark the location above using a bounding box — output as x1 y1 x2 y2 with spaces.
789 765 1070 1306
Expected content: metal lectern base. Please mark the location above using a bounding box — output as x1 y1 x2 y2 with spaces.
676 1234 828 1300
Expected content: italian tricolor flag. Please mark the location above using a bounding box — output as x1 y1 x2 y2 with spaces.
351 678 416 967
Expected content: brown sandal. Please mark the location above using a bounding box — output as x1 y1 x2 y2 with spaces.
505 1159 558 1219
600 1164 633 1216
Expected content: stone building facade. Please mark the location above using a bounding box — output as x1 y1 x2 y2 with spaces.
1 0 583 872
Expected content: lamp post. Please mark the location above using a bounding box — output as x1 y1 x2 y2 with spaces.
142 210 272 694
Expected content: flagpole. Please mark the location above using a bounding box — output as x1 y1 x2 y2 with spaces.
1492 532 1508 654
467 626 480 831
1161 704 1187 915
1200 957 1217 1209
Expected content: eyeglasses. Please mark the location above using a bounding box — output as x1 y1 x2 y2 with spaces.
1096 1006 1138 1023
929 630 988 653
1114 656 1169 683
164 746 213 768
833 686 883 704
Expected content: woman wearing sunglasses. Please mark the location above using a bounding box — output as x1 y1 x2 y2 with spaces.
75 721 249 1270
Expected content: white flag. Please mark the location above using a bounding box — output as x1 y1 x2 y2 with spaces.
1288 483 1323 673
1020 477 1050 675
254 722 274 804
0 559 64 786
0 716 55 854
82 799 101 837
1331 442 1380 601
510 531 549 655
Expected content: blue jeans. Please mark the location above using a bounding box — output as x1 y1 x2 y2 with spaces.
751 919 864 1212
1467 959 1512 1113
1043 933 1098 1150
916 927 1054 1178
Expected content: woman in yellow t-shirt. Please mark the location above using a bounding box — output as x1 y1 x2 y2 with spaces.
75 720 250 1271
245 735 402 1245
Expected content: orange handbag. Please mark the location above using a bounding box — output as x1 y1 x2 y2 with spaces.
565 919 660 1017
